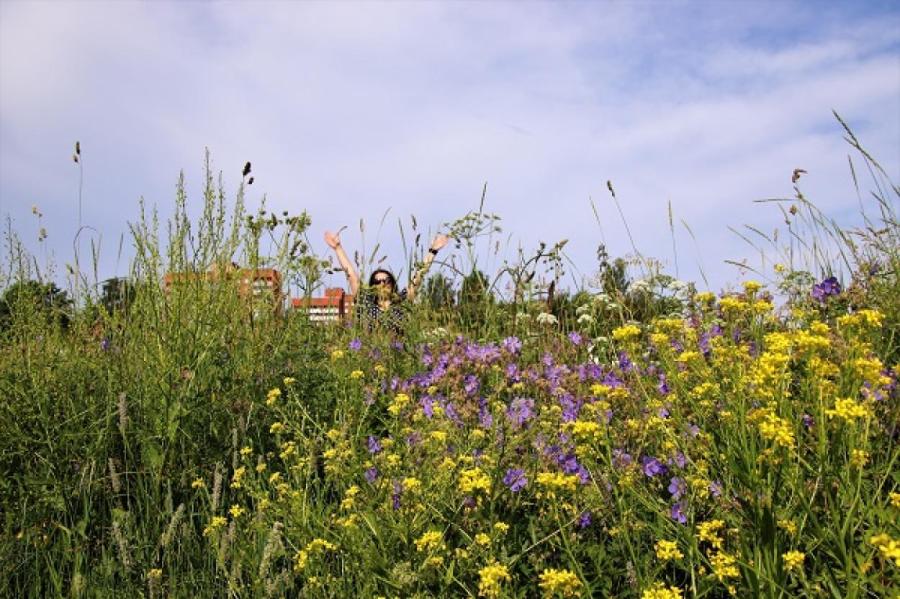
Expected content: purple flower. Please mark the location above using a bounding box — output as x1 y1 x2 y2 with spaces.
801 414 814 430
568 331 583 346
812 276 842 302
612 449 633 468
641 456 667 478
367 436 382 454
506 398 535 429
100 338 111 351
464 374 480 396
618 352 634 372
658 375 670 396
668 476 686 500
478 398 493 428
421 396 435 419
669 452 687 469
578 511 593 529
559 394 581 423
503 468 527 492
559 454 590 483
392 480 403 510
502 336 522 354
709 481 723 498
348 338 362 351
365 467 379 484
505 363 520 382
670 501 687 524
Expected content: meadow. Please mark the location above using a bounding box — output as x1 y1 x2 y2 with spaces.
1 128 898 598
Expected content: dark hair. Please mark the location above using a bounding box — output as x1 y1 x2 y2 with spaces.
368 269 397 290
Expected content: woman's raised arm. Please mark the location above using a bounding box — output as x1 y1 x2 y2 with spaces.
324 230 360 297
407 233 449 301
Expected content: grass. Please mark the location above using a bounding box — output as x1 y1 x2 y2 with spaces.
0 127 898 598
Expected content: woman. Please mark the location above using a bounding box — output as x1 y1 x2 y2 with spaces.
324 229 449 334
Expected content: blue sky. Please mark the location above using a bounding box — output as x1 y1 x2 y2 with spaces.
1 0 898 297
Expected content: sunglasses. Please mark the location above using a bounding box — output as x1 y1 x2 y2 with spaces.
373 276 392 285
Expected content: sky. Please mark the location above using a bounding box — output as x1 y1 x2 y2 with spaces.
1 0 898 299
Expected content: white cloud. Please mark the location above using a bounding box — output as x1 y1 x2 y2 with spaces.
1 0 897 295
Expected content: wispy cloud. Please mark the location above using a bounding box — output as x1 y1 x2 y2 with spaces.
1 1 897 293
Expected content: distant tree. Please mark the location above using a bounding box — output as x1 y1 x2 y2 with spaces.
0 280 73 331
457 269 494 332
422 273 455 311
596 244 630 297
100 277 136 315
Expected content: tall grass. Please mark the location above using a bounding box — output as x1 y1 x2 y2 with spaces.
0 122 897 598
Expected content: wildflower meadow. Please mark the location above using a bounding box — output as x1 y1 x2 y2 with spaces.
1 128 898 598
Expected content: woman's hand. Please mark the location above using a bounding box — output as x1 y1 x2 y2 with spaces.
324 230 341 250
430 234 450 252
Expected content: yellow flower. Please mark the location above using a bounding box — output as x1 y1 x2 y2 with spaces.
709 551 740 582
890 492 900 509
696 291 716 304
535 472 579 494
283 376 296 386
265 388 281 406
239 445 253 457
414 530 444 553
870 534 900 566
478 563 511 598
697 520 725 549
850 449 869 468
757 413 795 448
330 349 345 361
269 421 285 434
350 369 364 380
825 398 870 422
538 568 582 597
493 522 510 536
229 504 245 518
474 532 491 547
388 393 411 416
231 466 247 489
642 583 682 599
782 550 805 572
655 540 683 561
191 477 205 489
612 324 641 342
424 555 444 568
777 519 797 536
459 467 492 494
202 516 227 536
743 280 762 294
147 568 162 580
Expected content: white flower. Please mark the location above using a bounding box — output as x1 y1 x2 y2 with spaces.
515 312 531 322
577 313 595 325
536 312 558 325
